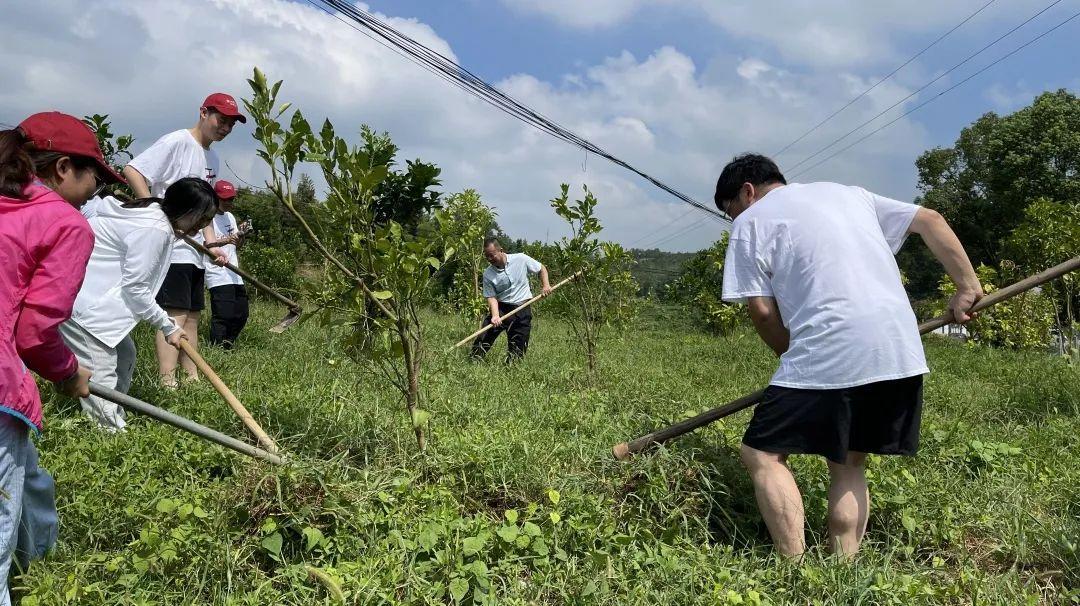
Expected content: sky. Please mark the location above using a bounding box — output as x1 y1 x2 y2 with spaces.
2 0 1078 251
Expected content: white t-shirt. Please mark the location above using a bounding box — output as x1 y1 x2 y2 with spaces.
204 212 244 289
482 253 543 304
127 129 220 267
71 196 179 346
721 182 927 389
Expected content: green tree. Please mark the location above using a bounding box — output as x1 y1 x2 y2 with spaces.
246 68 458 450
548 185 638 374
1004 198 1080 354
442 190 497 328
665 233 748 335
934 262 1055 350
900 89 1080 298
83 114 134 199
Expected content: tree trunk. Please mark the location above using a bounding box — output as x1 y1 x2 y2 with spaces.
586 329 597 374
399 322 425 451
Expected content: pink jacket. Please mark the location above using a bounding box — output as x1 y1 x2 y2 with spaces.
0 183 94 431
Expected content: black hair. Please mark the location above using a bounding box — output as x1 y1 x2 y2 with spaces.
0 127 100 199
483 237 501 249
122 177 217 229
713 153 787 211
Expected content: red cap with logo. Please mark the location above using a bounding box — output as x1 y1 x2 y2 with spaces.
202 93 247 124
214 179 237 200
18 112 126 184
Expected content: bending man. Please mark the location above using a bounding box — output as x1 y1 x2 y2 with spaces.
717 154 981 557
471 238 551 363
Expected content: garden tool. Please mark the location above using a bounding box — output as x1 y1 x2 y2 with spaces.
89 383 283 465
612 254 1080 460
451 269 586 350
178 339 280 454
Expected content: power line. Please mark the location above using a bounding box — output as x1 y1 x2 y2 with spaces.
304 0 730 226
790 7 1080 180
773 0 997 158
626 206 698 249
784 0 1064 174
638 218 714 252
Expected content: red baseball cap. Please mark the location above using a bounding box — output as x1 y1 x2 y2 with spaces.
18 112 126 184
202 93 247 124
214 179 237 200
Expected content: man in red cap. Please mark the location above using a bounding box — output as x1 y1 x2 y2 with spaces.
203 180 251 349
122 93 246 387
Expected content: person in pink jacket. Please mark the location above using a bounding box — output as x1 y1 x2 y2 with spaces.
0 111 124 602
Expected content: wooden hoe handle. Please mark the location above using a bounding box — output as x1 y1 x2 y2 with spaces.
178 339 280 454
613 254 1080 460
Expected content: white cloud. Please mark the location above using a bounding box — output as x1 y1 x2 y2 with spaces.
500 0 1060 68
2 0 933 252
984 82 1038 113
498 0 660 29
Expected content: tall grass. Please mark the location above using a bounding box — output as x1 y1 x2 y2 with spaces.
17 302 1079 604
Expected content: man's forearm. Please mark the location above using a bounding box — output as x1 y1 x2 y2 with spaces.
540 266 551 289
754 319 789 357
487 297 500 318
122 165 152 199
909 208 980 292
748 297 789 357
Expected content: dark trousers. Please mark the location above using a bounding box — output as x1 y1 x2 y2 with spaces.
471 301 532 363
208 284 249 349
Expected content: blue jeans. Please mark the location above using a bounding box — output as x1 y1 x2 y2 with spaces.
0 414 58 605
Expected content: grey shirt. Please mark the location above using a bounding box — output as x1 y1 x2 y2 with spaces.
482 253 543 304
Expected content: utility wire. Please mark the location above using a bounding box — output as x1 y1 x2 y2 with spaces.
638 217 714 251
305 0 729 225
773 0 997 158
626 207 699 249
790 7 1080 180
784 0 1064 174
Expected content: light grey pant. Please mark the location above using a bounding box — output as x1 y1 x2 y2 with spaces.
58 322 135 431
0 415 57 606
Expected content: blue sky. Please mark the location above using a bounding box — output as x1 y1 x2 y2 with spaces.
362 0 1079 152
3 0 1078 251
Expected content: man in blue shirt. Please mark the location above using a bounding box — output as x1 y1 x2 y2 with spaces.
471 237 552 363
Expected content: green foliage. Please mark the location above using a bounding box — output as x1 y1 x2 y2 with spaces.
901 89 1080 298
934 262 1055 349
547 184 639 373
245 67 456 449
631 249 696 296
665 233 748 335
82 114 134 199
441 190 498 328
1005 198 1080 355
230 185 316 297
20 301 1080 604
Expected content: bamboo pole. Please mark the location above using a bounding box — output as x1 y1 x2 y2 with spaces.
451 269 585 350
612 254 1080 460
89 383 283 465
177 339 280 454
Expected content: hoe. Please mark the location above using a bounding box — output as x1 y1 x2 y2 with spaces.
613 255 1080 460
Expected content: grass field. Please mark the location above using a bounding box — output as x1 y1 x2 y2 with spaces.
19 301 1080 604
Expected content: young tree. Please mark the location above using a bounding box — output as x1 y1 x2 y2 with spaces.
245 68 456 450
1004 198 1080 355
548 184 638 374
83 114 134 198
934 262 1056 350
442 190 497 328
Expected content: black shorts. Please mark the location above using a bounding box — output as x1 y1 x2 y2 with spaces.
155 263 206 311
742 375 924 464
